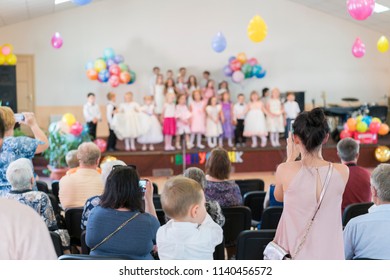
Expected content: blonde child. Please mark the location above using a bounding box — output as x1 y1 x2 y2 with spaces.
156 176 223 260
266 88 284 147
190 90 206 149
202 79 216 104
175 94 192 149
137 96 163 151
205 96 223 148
221 91 234 147
162 92 177 151
186 75 199 105
154 74 165 115
243 91 268 148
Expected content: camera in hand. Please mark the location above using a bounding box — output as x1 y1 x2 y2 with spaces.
14 113 25 122
139 179 147 193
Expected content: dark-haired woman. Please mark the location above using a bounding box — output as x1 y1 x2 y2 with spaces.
273 108 349 259
86 166 159 259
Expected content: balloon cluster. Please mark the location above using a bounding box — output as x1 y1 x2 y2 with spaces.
48 113 91 145
86 48 136 87
223 52 266 83
340 116 389 139
0 44 17 65
374 146 390 163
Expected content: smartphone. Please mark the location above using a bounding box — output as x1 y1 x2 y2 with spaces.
14 113 25 123
139 179 147 193
289 120 295 134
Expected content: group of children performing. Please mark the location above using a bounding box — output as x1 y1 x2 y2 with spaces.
83 67 301 151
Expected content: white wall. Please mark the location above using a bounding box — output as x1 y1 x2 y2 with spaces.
0 0 389 106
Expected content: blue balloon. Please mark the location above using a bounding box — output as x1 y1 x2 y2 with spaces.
72 0 92 5
103 48 115 60
362 116 372 126
98 69 109 83
252 64 263 76
211 32 227 53
256 70 267 79
85 61 94 70
223 65 233 77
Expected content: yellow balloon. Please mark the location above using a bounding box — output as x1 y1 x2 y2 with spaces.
62 113 76 127
0 54 5 65
247 15 268 43
100 155 117 167
375 146 390 162
372 117 382 124
94 59 107 72
377 36 389 53
237 52 247 64
5 54 17 65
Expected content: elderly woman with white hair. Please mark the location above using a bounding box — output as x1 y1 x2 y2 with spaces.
80 160 127 230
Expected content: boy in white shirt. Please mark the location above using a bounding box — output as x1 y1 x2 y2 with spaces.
284 92 301 139
156 176 223 260
233 93 247 147
83 93 101 140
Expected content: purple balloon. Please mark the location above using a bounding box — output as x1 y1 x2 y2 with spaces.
114 54 124 64
211 32 227 53
106 59 115 68
223 65 233 77
232 71 244 83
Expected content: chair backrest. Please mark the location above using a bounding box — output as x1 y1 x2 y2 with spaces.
153 195 162 209
50 231 64 257
80 230 90 254
156 209 166 225
152 182 159 195
64 207 84 246
36 180 50 194
235 179 265 197
260 206 283 229
236 229 276 260
47 193 66 229
58 254 129 260
51 180 60 203
368 105 388 123
213 238 225 260
243 191 266 222
221 206 251 246
342 202 374 227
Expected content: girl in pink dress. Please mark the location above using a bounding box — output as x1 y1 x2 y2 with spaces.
162 92 176 151
202 80 216 104
190 90 206 149
175 94 192 149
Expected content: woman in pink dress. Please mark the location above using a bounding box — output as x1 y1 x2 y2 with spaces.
273 108 349 260
190 90 206 149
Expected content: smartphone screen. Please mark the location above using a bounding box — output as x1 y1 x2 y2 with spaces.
14 113 25 123
139 179 147 193
290 120 295 134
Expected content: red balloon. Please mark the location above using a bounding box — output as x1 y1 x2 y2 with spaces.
119 71 131 84
109 64 121 76
369 122 381 134
70 121 83 136
94 138 107 153
340 130 352 139
230 59 242 71
109 75 120 87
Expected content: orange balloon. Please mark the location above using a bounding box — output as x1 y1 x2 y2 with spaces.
87 69 98 80
346 118 357 132
119 71 131 84
378 124 389 136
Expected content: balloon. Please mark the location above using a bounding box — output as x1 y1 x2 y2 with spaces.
374 146 390 162
247 15 268 43
248 58 258 66
114 54 124 64
70 121 83 136
119 71 131 84
119 63 129 72
103 48 115 60
252 64 262 76
128 70 136 84
352 37 365 58
372 117 382 124
86 69 98 80
98 69 109 83
230 59 242 71
236 52 247 64
356 115 363 122
362 116 372 126
0 54 5 65
94 139 107 153
109 75 120 87
232 71 244 83
256 70 267 79
72 0 92 5
377 36 389 53
346 118 357 132
62 113 76 127
369 121 381 133
1 44 13 56
5 54 17 65
100 155 117 167
57 120 70 134
109 64 121 76
347 0 375 21
241 63 252 78
85 61 94 70
378 123 389 135
94 59 107 72
223 65 234 77
228 56 236 64
356 121 368 133
51 32 63 49
106 59 115 68
340 130 352 139
211 32 227 53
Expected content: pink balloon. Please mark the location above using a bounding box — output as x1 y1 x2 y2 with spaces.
51 32 63 49
347 0 375 21
2 46 11 56
369 121 381 133
109 64 121 76
232 71 245 83
352 38 365 58
230 59 242 71
109 75 120 87
248 58 258 66
70 121 83 136
94 139 107 153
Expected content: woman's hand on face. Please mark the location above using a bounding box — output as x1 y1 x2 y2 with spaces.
144 179 154 201
286 132 300 162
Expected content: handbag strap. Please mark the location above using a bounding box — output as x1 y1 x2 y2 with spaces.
90 212 140 251
292 163 333 258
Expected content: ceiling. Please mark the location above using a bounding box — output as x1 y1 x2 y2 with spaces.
0 0 389 36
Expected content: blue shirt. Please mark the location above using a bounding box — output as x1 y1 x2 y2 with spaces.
344 204 390 259
86 206 160 260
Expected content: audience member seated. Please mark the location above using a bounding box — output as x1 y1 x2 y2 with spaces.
344 164 390 260
337 137 371 213
204 147 242 207
5 158 70 252
0 107 48 196
157 176 223 260
81 160 126 230
273 108 349 259
65 150 79 175
263 184 284 209
86 165 159 259
59 142 104 209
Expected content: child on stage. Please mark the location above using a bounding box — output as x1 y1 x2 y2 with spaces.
233 93 247 147
175 94 192 149
162 92 177 151
106 92 118 151
203 79 216 104
284 92 301 139
190 90 206 149
266 88 284 147
221 91 234 147
205 96 223 148
154 74 165 115
83 92 101 140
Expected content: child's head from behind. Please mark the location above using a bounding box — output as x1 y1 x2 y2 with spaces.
107 92 116 102
237 93 245 103
287 92 295 102
192 90 202 102
166 92 175 104
271 88 280 99
87 93 96 104
124 92 133 102
177 94 186 105
161 176 206 224
250 91 259 102
144 95 153 105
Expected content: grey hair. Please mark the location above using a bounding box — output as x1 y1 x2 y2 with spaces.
371 164 390 202
183 167 207 189
6 158 34 191
336 137 359 162
65 150 79 168
101 160 126 184
77 142 101 166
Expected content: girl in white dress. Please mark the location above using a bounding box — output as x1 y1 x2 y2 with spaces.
137 95 163 151
243 91 268 148
175 94 192 149
205 96 223 148
266 88 284 147
154 74 165 115
165 78 177 97
186 75 199 105
190 90 206 149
